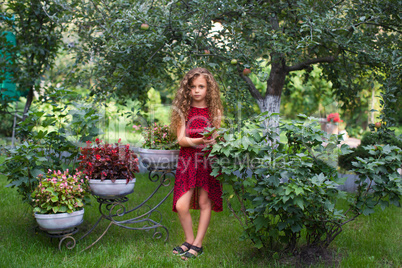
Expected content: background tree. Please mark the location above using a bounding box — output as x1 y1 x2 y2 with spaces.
65 0 400 127
0 0 73 120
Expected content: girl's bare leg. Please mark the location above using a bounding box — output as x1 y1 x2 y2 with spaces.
184 188 211 257
174 188 195 253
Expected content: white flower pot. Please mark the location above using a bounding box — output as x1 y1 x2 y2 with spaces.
35 209 84 234
89 179 135 198
326 123 339 135
138 148 180 169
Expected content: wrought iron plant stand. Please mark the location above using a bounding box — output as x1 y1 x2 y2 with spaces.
39 166 176 252
78 167 176 252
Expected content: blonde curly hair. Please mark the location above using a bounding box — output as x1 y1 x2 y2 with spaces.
170 67 223 136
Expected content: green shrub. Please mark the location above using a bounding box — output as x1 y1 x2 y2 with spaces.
207 113 401 252
0 112 14 137
0 87 103 204
339 129 402 170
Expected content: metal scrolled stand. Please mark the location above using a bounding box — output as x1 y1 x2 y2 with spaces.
36 226 80 252
78 163 176 252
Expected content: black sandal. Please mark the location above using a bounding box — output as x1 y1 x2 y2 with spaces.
172 242 192 255
181 245 203 260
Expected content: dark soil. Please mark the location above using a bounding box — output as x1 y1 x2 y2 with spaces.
280 246 342 267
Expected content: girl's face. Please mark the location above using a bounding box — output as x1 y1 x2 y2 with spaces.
189 75 208 105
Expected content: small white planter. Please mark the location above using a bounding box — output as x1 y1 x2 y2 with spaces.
89 179 135 198
138 148 180 169
35 209 84 234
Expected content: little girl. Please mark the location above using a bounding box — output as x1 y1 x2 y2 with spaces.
170 67 223 260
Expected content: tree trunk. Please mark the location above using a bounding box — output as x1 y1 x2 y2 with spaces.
241 55 287 129
258 57 287 128
22 86 34 121
256 95 281 128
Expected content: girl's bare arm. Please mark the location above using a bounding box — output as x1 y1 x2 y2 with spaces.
177 124 207 147
177 109 221 147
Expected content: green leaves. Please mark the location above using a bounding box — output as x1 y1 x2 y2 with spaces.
31 169 90 214
209 114 400 251
0 87 105 205
209 114 351 250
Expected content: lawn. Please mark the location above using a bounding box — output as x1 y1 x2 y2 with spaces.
0 166 400 268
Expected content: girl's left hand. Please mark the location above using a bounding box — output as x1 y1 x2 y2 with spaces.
202 137 216 145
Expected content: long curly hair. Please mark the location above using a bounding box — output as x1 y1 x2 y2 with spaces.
170 67 223 136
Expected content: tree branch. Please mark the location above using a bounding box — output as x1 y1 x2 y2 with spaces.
365 23 402 34
239 70 263 100
286 55 337 72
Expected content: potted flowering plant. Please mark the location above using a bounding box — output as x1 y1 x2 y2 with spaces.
325 113 343 134
77 138 139 198
31 169 90 233
327 113 343 124
133 123 180 169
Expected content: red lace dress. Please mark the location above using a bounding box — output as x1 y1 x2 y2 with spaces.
172 106 223 212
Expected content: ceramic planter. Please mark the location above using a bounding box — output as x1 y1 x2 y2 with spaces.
138 148 180 169
325 123 339 135
89 179 136 198
34 209 84 234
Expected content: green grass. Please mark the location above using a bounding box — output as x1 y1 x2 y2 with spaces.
0 163 400 267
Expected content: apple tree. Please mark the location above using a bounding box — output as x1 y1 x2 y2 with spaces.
61 0 400 126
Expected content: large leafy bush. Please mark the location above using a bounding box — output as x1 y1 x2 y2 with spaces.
207 113 401 251
1 88 103 204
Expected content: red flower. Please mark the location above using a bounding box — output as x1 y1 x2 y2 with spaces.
77 139 139 182
327 113 342 123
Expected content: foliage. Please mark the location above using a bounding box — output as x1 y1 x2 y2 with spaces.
47 0 401 128
31 169 90 214
280 66 334 119
0 109 14 136
0 0 74 116
351 144 401 214
133 122 179 150
339 127 402 170
77 138 139 183
377 44 402 127
207 113 401 252
0 87 103 204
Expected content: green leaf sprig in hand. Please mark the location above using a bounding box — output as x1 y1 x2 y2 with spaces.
31 169 90 214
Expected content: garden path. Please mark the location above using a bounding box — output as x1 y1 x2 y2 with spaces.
340 137 361 148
